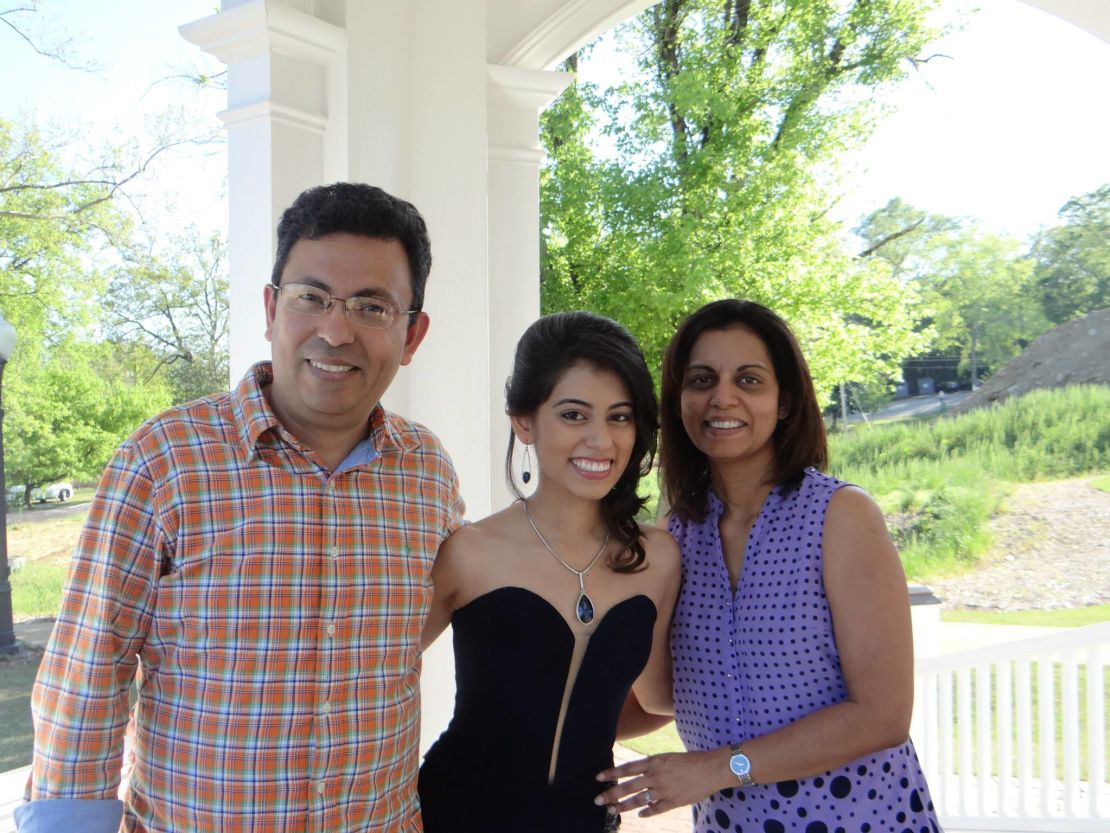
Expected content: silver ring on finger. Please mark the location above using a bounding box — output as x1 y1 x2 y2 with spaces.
644 789 653 804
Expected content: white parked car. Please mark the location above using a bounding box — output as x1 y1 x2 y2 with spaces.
32 482 74 503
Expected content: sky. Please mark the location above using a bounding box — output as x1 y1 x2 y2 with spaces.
1 0 1109 245
832 0 1110 240
0 0 226 238
575 0 1110 243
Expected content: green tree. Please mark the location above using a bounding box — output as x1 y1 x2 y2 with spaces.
107 229 230 402
924 230 1049 385
4 341 171 506
0 119 122 340
1032 184 1110 324
857 201 1052 386
0 6 224 496
541 0 941 399
0 119 154 497
855 197 959 278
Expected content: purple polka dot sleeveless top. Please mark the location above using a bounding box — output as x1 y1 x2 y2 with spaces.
670 468 941 833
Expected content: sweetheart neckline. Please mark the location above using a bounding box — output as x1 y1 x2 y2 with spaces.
454 585 655 636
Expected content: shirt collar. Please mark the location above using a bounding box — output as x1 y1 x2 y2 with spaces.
367 398 421 454
232 361 420 458
233 362 282 452
705 487 725 522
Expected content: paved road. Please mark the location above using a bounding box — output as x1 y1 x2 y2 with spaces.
843 390 971 424
4 498 89 526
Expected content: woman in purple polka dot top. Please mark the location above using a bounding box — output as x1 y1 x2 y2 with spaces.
596 300 941 833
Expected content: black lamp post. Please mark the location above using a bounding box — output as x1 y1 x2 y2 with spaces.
0 310 16 653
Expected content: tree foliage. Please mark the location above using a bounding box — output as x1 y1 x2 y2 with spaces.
1032 183 1110 324
0 3 230 494
857 199 1050 385
854 197 958 277
0 119 121 341
3 341 171 505
541 0 941 401
924 231 1047 384
107 229 230 401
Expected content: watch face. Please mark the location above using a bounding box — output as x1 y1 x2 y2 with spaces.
729 753 751 777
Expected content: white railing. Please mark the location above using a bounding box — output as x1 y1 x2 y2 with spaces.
913 622 1110 832
0 766 28 833
3 623 1107 833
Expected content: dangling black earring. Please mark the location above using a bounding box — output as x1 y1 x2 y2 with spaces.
522 444 532 484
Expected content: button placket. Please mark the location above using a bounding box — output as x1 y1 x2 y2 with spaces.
314 486 342 792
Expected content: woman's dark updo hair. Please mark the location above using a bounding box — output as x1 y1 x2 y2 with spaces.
505 311 658 571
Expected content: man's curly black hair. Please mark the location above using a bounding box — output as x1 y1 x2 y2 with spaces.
271 182 432 311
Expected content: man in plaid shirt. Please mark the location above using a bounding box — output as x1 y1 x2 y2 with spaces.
17 183 465 832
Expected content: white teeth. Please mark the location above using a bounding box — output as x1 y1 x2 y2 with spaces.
311 360 355 373
572 459 611 473
708 419 744 429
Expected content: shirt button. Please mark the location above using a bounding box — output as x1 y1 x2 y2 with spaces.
326 623 337 636
320 702 332 715
316 780 326 795
329 546 340 559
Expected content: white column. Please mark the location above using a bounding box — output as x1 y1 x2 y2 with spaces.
180 1 346 383
340 0 496 753
485 64 572 511
181 0 574 760
403 0 493 520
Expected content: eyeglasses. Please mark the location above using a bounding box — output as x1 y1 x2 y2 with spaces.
275 282 418 329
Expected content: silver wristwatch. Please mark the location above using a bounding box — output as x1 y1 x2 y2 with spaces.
728 742 754 786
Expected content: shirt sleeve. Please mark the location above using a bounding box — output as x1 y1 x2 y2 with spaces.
14 798 123 833
443 457 466 535
25 441 165 804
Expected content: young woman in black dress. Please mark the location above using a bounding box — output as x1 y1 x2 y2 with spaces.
418 311 679 832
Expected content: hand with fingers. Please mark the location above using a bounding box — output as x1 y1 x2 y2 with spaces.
594 748 732 817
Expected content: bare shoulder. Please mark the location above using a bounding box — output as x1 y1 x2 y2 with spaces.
433 506 524 605
824 485 900 571
654 509 674 531
826 485 888 534
437 519 483 559
436 507 513 564
639 524 681 574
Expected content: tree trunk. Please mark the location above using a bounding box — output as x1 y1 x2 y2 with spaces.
969 323 980 386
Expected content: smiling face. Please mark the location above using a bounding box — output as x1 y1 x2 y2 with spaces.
511 362 637 503
264 233 429 449
679 326 784 475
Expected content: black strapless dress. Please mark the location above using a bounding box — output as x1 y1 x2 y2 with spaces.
419 586 657 832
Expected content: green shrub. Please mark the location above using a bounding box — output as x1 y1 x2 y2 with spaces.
829 385 1110 578
832 386 1110 479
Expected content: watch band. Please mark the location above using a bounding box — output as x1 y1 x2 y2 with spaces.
728 742 755 787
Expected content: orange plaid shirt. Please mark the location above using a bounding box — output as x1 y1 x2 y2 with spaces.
25 362 464 833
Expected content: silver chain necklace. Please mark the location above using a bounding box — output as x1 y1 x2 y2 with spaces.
523 500 610 625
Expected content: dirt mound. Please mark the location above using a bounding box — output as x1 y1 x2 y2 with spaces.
951 307 1110 414
927 478 1110 610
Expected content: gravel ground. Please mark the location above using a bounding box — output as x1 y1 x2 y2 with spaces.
928 476 1110 611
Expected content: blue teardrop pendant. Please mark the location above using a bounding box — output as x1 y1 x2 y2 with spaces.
576 592 595 625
